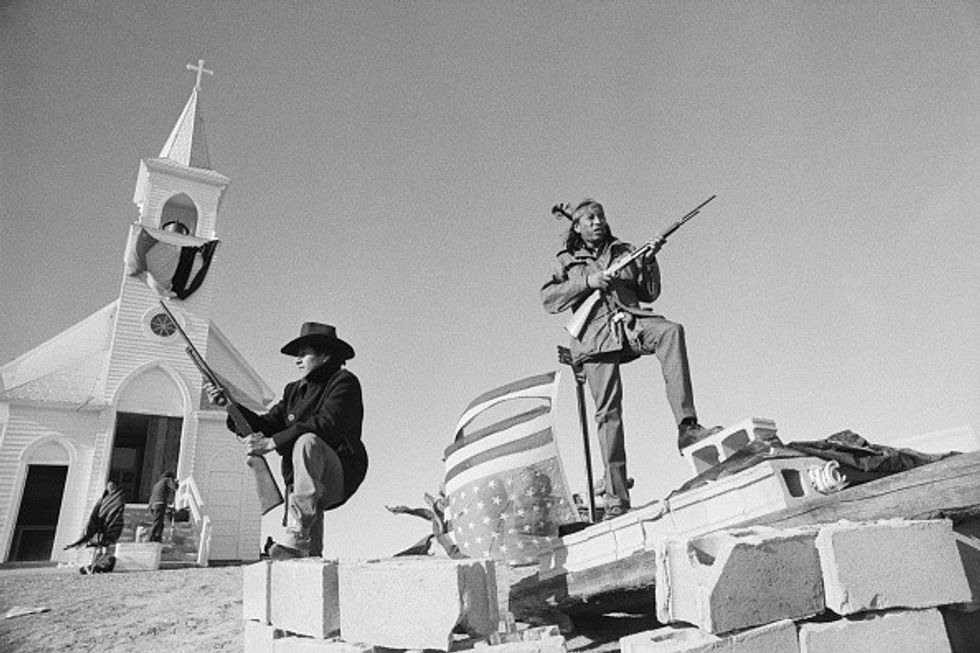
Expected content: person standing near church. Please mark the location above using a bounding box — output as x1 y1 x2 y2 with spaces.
148 471 177 542
541 198 718 519
64 480 126 549
206 322 367 560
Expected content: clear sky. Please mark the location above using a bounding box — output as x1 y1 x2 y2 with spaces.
2 1 978 560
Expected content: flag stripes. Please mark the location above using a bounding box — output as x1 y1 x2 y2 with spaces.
444 427 554 495
445 405 550 459
443 370 579 565
455 371 557 435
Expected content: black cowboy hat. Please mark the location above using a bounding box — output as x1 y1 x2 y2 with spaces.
280 322 355 360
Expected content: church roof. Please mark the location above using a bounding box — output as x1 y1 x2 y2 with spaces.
0 303 115 408
0 301 273 411
159 87 211 170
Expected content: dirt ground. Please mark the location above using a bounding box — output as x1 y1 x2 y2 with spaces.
0 563 656 652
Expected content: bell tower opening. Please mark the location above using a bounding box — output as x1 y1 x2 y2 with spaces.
160 193 198 236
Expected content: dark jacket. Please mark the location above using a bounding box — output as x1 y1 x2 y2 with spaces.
149 476 176 507
234 362 368 504
541 237 661 363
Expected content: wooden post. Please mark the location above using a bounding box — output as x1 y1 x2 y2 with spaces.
558 346 597 523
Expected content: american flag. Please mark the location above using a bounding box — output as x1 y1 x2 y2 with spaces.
443 371 580 566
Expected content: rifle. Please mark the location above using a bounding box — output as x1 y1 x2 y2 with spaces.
558 195 716 338
158 300 284 515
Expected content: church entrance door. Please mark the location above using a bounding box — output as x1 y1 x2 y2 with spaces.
10 464 68 561
109 413 182 503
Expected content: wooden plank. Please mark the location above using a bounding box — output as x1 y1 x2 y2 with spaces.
744 449 980 528
508 449 980 618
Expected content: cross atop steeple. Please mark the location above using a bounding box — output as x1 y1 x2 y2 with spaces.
186 59 214 91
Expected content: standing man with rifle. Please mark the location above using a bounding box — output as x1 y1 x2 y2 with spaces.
205 322 368 559
541 197 718 519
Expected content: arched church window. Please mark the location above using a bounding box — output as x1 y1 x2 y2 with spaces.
160 193 198 236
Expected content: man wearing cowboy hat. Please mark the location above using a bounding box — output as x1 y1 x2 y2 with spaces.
206 322 367 559
541 199 718 519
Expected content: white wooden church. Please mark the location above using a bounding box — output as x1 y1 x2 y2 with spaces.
0 64 274 564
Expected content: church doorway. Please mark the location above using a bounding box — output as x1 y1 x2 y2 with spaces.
109 413 182 503
10 464 68 561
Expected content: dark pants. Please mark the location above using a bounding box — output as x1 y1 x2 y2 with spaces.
150 505 167 542
582 317 698 509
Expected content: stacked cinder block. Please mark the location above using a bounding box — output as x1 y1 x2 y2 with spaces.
681 417 779 476
538 448 843 580
242 556 565 652
633 518 971 652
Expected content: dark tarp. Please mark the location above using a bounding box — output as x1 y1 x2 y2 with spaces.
672 430 958 497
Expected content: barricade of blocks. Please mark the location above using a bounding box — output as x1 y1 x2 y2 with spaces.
537 450 841 581
634 517 972 652
242 556 568 652
664 456 834 536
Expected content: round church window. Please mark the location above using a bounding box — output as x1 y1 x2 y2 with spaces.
149 312 177 338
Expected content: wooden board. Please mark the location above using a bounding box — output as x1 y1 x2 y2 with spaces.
509 449 980 618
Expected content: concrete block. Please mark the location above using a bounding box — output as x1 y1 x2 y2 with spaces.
484 624 563 645
682 417 779 475
274 637 374 652
656 526 823 634
243 620 282 653
113 542 162 571
614 520 646 560
474 636 566 653
475 633 566 653
620 619 798 653
641 512 673 550
243 559 272 624
538 526 616 579
666 456 833 537
816 519 972 615
798 608 951 653
338 557 498 650
270 558 340 638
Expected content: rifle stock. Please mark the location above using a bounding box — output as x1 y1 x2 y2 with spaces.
159 300 284 515
563 196 716 338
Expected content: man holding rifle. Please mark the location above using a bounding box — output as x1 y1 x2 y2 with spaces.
205 322 367 559
541 198 717 519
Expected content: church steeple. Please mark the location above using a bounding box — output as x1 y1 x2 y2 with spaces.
158 87 211 170
158 60 213 170
132 60 229 240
